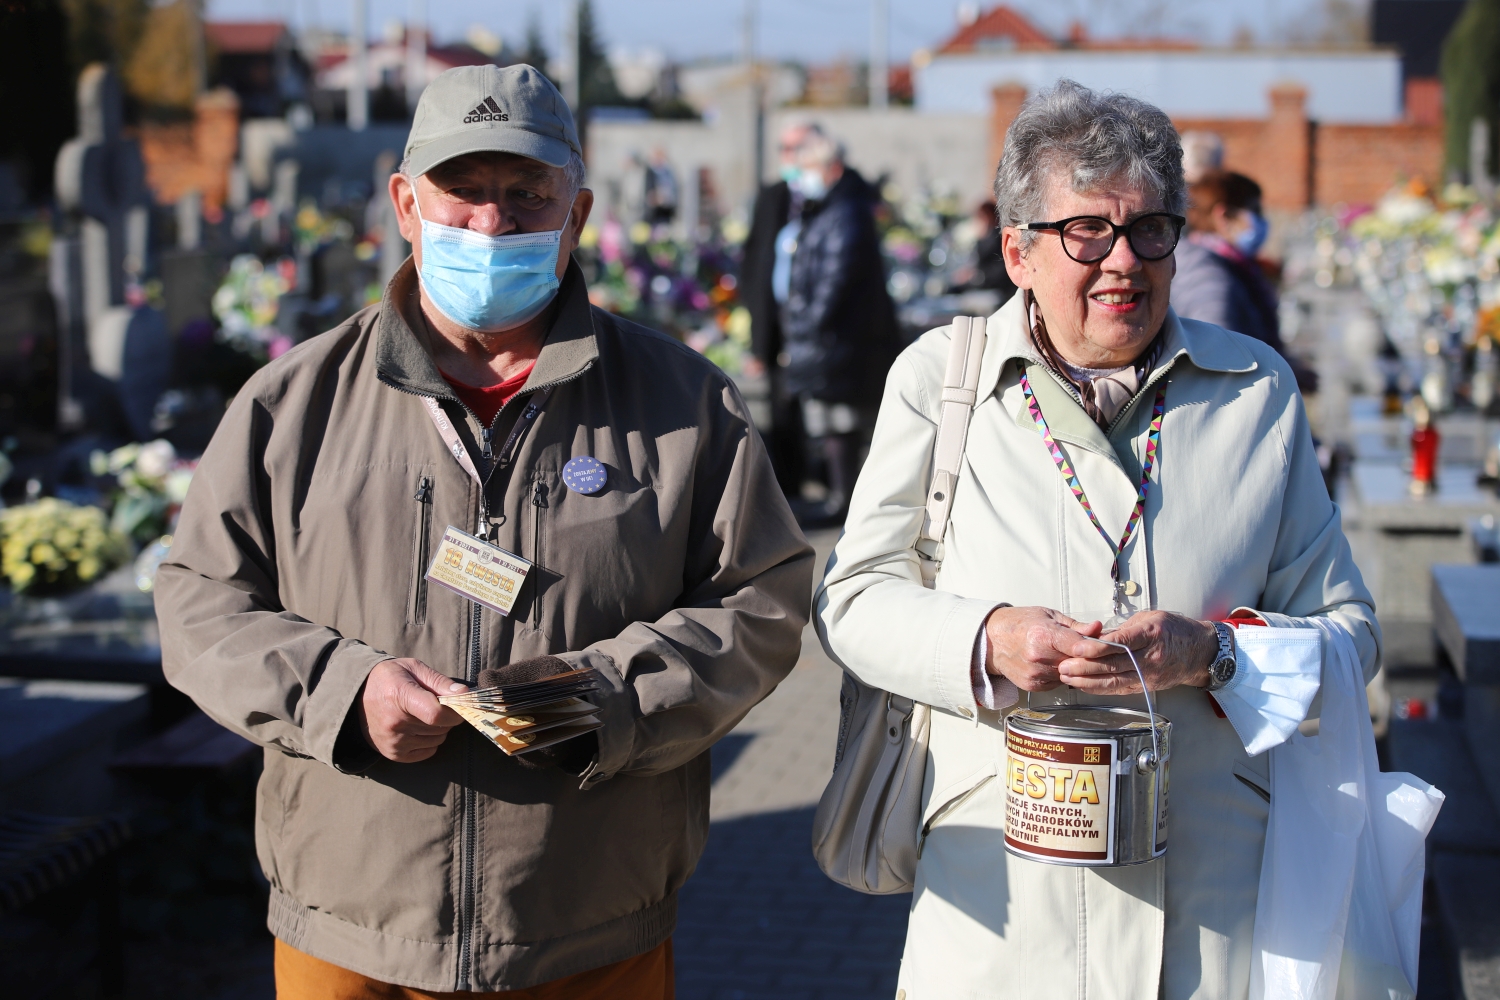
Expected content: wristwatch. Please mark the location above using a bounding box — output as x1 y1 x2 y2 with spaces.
1205 621 1237 692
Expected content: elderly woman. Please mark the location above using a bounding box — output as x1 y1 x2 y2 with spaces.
814 81 1377 997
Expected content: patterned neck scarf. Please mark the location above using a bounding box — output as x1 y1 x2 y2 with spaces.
1026 290 1164 430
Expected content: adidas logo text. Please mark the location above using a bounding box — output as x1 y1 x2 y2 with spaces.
464 96 510 124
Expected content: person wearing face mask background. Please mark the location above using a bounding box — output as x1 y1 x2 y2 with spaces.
1172 170 1317 392
1171 172 1285 353
741 121 817 494
779 129 900 525
153 64 813 999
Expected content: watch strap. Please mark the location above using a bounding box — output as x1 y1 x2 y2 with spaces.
1206 621 1237 692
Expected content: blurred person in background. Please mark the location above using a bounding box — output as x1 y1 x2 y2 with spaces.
742 121 815 494
1180 129 1224 185
643 147 679 226
781 129 899 525
1172 170 1317 391
949 200 1017 303
156 64 812 1000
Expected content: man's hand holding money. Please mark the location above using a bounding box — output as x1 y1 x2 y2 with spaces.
358 658 467 762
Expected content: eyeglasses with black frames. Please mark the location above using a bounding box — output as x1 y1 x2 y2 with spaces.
1018 213 1186 264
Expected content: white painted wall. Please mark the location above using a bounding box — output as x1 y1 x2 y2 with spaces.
916 49 1403 123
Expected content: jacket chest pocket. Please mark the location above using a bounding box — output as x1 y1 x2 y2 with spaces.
511 468 673 647
408 475 434 625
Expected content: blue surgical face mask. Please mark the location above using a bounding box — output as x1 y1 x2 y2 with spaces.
792 168 828 201
779 163 800 183
414 193 573 332
1235 211 1269 257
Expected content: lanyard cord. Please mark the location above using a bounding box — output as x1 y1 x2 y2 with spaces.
421 388 554 536
1018 368 1166 584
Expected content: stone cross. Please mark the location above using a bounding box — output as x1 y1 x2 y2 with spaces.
54 64 149 331
1473 117 1495 203
51 64 157 436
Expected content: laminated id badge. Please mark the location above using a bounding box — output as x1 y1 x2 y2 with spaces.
425 525 532 616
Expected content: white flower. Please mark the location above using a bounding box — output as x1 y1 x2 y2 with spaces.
164 469 194 504
135 439 176 479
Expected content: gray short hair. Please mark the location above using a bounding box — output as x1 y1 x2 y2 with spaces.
798 128 845 168
398 149 588 198
994 80 1185 247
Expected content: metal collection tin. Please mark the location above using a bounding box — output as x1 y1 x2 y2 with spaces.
1003 706 1171 867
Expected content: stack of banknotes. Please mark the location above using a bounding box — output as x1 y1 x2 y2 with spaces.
439 668 602 755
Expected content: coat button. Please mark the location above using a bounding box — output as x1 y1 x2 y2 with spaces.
959 706 974 718
897 991 907 1000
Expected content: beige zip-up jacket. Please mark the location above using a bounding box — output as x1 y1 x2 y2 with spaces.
815 292 1377 999
156 260 813 991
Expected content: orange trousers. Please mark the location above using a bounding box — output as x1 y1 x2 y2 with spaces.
274 938 674 1000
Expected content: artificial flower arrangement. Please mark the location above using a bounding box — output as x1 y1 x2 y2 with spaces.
0 498 131 595
212 254 296 362
90 439 196 547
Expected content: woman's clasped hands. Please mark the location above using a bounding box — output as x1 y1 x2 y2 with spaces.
983 605 1219 695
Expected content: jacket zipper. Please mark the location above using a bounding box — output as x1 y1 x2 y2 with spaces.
378 365 593 991
530 481 548 630
457 591 481 989
409 476 433 624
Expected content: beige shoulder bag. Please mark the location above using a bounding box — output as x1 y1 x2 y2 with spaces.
810 316 988 895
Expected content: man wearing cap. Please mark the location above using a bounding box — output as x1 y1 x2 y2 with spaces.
155 65 813 998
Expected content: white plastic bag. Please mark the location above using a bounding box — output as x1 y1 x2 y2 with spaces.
1248 619 1444 1000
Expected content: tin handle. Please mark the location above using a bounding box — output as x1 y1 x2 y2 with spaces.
1095 638 1161 773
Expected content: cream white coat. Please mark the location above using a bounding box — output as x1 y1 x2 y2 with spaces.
814 293 1379 1000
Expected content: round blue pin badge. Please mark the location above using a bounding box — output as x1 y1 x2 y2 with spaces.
561 455 607 495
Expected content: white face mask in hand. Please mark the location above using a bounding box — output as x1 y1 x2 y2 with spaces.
1213 627 1322 756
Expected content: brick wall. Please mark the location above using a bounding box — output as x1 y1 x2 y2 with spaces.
1173 114 1307 210
989 83 1446 211
1314 122 1445 206
988 82 1027 195
138 88 240 213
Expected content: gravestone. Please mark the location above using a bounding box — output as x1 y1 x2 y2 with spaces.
50 64 156 438
53 65 149 328
1345 461 1500 666
175 190 201 251
0 677 148 814
1404 564 1500 994
159 251 225 336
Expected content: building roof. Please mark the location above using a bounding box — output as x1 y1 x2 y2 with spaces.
936 6 1196 55
314 39 501 90
205 21 289 55
938 6 1054 53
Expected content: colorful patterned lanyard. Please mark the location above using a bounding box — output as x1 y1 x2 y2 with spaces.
1018 368 1166 585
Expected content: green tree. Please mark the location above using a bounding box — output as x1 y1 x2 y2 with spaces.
520 10 550 80
576 0 624 109
1442 0 1500 177
62 0 149 77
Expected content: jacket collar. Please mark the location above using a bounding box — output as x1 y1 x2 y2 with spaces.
973 289 1258 408
376 256 600 400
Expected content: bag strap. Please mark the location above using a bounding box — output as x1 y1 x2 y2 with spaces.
917 316 987 587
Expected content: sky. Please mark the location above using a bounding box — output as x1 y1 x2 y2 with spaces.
205 0 1343 63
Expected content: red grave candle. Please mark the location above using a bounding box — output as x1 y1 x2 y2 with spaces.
1410 397 1440 493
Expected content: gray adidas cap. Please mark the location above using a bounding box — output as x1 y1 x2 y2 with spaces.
404 64 581 177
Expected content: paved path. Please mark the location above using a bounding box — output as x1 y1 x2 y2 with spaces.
674 529 910 1000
